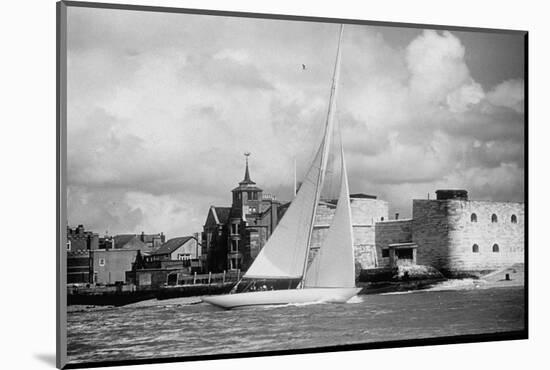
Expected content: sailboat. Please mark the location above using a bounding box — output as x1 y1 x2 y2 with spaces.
202 24 360 309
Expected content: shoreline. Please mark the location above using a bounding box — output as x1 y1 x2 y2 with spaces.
67 276 524 313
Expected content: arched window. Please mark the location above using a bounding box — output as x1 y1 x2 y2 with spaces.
381 217 384 221
472 244 479 253
492 244 499 252
511 215 517 224
470 213 477 222
491 214 498 223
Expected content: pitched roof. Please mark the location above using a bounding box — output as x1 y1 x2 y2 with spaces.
141 234 162 243
113 234 138 249
213 207 231 224
149 236 194 256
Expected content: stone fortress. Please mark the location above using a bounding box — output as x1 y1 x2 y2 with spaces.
350 189 524 276
203 156 525 277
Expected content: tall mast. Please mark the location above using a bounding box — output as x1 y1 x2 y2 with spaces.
299 24 344 287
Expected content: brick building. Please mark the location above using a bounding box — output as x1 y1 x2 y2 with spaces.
66 225 165 284
67 225 99 252
202 154 284 273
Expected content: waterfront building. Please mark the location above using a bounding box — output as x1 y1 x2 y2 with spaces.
67 227 165 284
126 234 204 287
67 225 99 283
411 189 524 275
374 189 525 275
202 206 231 272
311 195 389 270
90 248 140 285
67 250 92 284
146 235 201 262
202 154 284 273
67 224 99 252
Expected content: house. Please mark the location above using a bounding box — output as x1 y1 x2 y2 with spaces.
146 235 201 262
89 249 140 285
202 206 231 272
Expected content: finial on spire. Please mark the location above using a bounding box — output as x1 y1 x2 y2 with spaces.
240 152 255 185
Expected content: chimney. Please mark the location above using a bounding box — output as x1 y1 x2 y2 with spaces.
395 213 399 220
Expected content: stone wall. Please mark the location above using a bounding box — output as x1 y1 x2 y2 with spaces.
310 197 389 269
412 200 452 269
375 219 413 267
412 199 524 274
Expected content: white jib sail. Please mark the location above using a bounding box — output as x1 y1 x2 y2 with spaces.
243 144 324 279
304 142 356 288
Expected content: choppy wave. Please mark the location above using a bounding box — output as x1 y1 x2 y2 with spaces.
346 295 365 303
426 278 485 291
67 286 524 365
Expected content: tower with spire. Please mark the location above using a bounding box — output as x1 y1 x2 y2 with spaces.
231 152 263 214
202 152 283 273
227 153 264 271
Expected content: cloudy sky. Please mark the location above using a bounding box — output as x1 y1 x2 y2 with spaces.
67 7 525 239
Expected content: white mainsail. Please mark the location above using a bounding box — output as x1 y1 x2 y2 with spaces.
202 24 361 309
244 24 345 281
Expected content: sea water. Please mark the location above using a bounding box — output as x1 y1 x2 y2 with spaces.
67 286 525 364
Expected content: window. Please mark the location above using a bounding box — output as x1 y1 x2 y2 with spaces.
248 191 258 200
382 249 389 258
178 253 191 261
472 244 479 253
99 258 106 266
66 240 71 251
511 215 517 224
231 239 239 253
381 217 384 221
231 222 239 235
470 213 477 223
491 214 498 223
206 232 212 249
492 244 499 252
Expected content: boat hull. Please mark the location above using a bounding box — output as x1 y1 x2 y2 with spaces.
201 287 361 309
